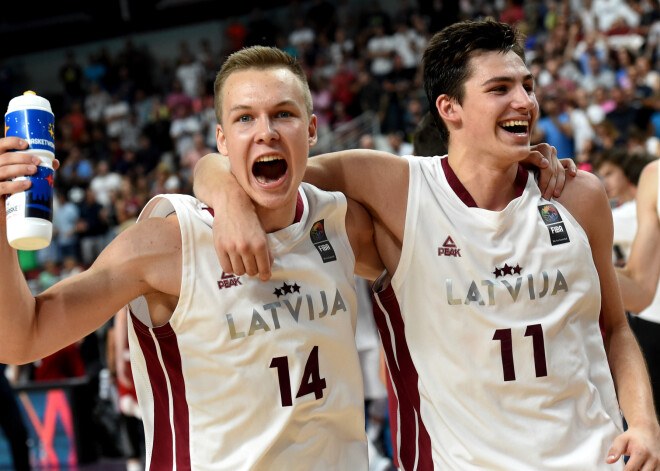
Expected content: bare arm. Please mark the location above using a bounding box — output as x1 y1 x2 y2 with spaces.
0 162 182 368
345 198 384 281
617 160 660 314
559 171 660 468
114 306 133 388
193 146 573 279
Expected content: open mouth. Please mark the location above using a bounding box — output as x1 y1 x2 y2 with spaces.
500 120 529 135
253 155 288 184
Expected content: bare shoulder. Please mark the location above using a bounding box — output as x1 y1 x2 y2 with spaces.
555 170 610 241
95 214 182 297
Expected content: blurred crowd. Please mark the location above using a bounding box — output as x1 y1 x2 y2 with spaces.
4 0 660 466
4 0 660 282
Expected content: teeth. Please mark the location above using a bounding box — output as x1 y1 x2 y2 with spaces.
256 155 283 163
501 120 529 128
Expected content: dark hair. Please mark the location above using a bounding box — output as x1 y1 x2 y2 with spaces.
423 19 526 146
413 112 448 156
594 147 655 186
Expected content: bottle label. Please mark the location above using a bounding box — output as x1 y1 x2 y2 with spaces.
6 166 54 222
5 108 55 154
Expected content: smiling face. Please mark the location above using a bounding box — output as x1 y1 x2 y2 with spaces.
441 50 538 162
216 67 317 230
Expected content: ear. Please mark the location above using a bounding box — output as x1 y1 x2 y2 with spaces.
436 94 461 127
216 124 229 156
308 114 318 148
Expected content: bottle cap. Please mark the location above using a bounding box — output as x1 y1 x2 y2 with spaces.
7 91 52 113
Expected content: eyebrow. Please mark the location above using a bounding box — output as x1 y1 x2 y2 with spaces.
228 100 300 114
481 73 535 87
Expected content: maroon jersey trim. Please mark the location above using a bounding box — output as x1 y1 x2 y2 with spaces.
441 157 528 207
131 313 191 470
372 286 434 470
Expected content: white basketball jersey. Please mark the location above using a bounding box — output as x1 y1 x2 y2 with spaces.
637 162 660 324
127 183 368 471
379 156 623 470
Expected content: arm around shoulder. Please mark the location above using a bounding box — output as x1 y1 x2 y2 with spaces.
307 150 409 241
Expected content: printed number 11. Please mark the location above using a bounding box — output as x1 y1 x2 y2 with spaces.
270 345 327 407
492 324 548 381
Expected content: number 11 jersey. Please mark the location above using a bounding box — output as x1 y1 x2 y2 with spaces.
378 156 622 470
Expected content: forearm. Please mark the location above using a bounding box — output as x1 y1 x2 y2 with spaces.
607 323 658 429
193 153 256 213
0 221 38 363
616 267 655 314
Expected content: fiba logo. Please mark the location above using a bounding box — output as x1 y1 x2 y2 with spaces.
538 204 561 224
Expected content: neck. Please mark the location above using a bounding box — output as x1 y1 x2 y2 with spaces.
256 191 302 233
446 149 522 211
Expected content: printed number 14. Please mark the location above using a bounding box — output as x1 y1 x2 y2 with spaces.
270 345 327 407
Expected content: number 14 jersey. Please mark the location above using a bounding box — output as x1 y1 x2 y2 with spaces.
379 156 622 470
128 184 367 471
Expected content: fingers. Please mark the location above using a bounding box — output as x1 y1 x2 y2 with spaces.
560 158 577 177
0 149 41 196
255 246 273 282
0 137 28 154
217 239 273 281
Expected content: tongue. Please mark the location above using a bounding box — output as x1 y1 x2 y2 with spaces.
254 160 287 184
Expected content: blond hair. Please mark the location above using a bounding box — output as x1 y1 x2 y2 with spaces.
213 46 313 124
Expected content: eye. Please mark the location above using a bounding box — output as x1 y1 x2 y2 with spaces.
238 115 252 123
277 110 293 118
490 85 508 93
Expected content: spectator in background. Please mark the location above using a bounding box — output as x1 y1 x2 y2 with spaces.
594 149 654 265
411 111 447 157
76 187 109 265
386 130 413 156
567 88 597 157
104 93 131 140
53 189 81 262
532 91 575 159
90 160 123 209
169 101 201 165
60 255 84 279
367 25 395 80
175 48 204 100
579 53 617 93
59 50 84 105
606 86 641 146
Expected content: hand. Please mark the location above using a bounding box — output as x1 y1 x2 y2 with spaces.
211 195 273 282
0 137 61 197
525 143 577 200
607 425 660 470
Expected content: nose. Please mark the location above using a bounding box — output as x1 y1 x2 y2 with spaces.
255 117 278 143
512 85 536 112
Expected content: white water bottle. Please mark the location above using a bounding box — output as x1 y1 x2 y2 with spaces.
4 91 55 250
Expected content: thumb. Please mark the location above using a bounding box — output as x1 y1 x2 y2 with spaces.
606 435 627 464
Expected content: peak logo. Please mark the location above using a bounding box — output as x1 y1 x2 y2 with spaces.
218 272 242 289
438 236 461 257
